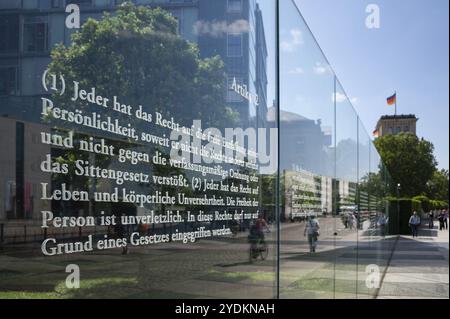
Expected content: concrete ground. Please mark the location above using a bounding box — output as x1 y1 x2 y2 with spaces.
377 222 449 299
0 217 447 299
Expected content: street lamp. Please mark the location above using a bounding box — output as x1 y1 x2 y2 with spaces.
396 183 401 235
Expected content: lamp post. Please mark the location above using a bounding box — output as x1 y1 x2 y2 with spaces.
396 183 401 234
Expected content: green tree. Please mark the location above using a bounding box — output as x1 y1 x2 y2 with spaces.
412 195 432 212
425 169 449 203
359 172 387 201
374 133 437 197
48 2 236 130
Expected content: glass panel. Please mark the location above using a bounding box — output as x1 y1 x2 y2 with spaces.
0 0 278 299
368 142 394 297
357 122 376 298
279 0 335 299
0 0 398 300
334 80 358 299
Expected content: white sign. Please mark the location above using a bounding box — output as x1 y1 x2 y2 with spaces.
231 77 259 107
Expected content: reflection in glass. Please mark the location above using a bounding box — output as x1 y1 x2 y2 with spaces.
0 0 396 300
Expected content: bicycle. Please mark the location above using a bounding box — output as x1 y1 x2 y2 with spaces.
248 228 270 263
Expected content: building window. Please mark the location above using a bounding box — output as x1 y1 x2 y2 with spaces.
404 126 410 132
0 67 18 96
66 0 92 6
227 58 244 73
51 0 61 8
227 33 243 57
0 15 19 53
227 0 242 13
23 16 49 53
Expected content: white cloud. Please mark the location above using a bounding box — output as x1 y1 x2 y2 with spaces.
314 62 331 75
332 92 347 103
288 67 304 75
332 92 359 105
350 97 359 105
281 29 303 53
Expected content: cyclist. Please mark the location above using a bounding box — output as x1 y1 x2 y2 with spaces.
250 214 270 245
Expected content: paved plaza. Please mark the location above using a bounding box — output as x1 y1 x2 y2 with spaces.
0 217 448 299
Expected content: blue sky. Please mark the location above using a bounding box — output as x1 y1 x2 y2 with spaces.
293 0 450 170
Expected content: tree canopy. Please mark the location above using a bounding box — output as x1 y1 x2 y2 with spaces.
425 169 449 203
48 2 236 130
374 133 437 197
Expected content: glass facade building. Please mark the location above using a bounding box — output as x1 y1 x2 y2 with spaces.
0 0 395 299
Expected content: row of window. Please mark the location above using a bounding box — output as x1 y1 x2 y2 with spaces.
0 0 95 10
387 126 411 134
0 15 48 54
0 67 18 96
0 30 244 97
1 19 242 55
0 0 242 10
227 0 242 13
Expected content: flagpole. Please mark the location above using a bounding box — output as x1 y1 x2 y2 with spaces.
395 91 397 116
394 91 398 134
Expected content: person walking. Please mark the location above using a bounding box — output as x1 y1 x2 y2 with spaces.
438 211 445 231
377 212 388 237
348 213 354 230
408 211 421 238
304 216 320 253
428 211 434 229
114 214 129 255
444 209 448 230
342 214 348 229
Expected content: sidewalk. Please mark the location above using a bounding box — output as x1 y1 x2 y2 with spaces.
377 223 449 299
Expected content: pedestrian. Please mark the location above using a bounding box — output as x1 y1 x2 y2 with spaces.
342 213 349 229
304 216 320 253
114 213 129 255
444 209 448 230
408 211 421 238
377 212 388 237
428 211 434 229
348 214 354 230
438 212 445 231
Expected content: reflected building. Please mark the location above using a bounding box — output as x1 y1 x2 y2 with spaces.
283 169 332 221
0 0 268 237
267 107 332 176
0 0 267 124
0 117 51 240
266 107 334 221
198 0 268 127
374 114 418 137
0 0 404 301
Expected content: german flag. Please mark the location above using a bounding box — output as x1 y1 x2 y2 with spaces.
373 129 379 138
387 93 396 106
